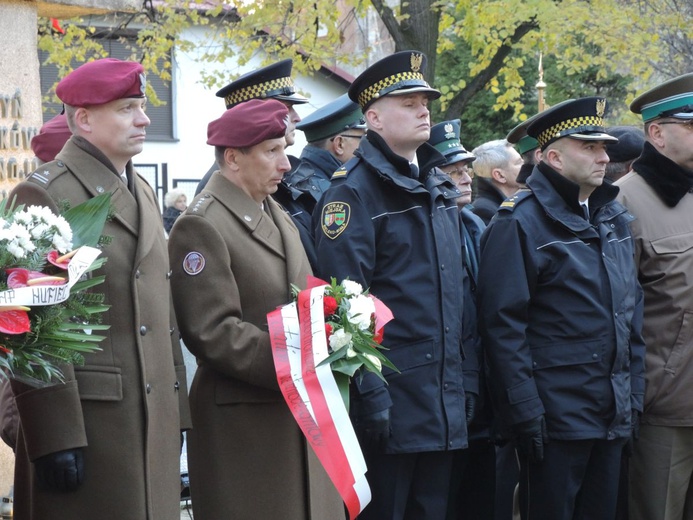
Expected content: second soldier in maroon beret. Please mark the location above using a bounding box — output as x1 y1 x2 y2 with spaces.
167 99 345 520
8 57 191 519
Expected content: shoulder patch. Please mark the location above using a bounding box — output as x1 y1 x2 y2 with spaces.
498 188 533 212
321 201 351 239
182 251 206 275
27 161 68 187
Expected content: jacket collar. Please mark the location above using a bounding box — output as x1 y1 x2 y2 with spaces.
475 177 506 205
207 172 286 260
58 137 139 236
293 146 341 183
358 132 457 199
632 141 693 208
528 162 622 231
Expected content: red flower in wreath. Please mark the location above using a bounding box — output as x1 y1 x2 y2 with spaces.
323 296 338 317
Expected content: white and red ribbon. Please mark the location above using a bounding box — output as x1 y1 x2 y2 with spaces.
0 246 102 307
268 285 371 519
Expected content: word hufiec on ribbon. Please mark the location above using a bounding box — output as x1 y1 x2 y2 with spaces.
0 246 102 307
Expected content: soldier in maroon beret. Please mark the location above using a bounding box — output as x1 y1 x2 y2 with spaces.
168 98 345 520
30 113 71 164
8 58 191 519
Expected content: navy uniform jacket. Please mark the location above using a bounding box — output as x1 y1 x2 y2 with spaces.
287 145 341 202
314 132 468 453
460 207 492 440
478 162 646 441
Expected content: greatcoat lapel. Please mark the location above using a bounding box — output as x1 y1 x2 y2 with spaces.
59 139 140 236
207 172 286 260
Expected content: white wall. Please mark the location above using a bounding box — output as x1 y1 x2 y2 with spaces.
135 25 348 191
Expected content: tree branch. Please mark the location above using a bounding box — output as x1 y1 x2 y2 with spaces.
444 18 539 119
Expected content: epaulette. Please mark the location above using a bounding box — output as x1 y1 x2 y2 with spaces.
330 165 348 179
331 156 360 180
26 160 69 188
187 193 215 216
498 188 533 212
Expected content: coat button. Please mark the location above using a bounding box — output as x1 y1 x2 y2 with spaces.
169 327 175 335
166 270 172 280
592 353 599 360
440 264 445 270
135 270 141 279
140 326 147 336
146 384 152 394
425 353 432 360
174 381 180 391
445 326 450 333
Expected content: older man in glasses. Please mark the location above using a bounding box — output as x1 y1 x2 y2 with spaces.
616 72 693 520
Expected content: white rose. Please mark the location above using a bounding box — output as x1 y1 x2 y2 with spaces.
364 353 382 372
341 280 363 297
347 294 375 330
329 328 352 351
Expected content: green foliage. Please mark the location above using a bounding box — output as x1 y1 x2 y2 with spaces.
37 0 688 125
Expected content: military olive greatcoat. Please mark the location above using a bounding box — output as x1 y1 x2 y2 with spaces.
168 172 344 520
8 136 190 520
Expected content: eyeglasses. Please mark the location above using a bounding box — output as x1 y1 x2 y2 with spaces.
339 134 364 139
443 164 474 178
657 119 693 131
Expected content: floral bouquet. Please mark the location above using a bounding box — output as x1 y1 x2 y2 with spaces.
0 193 112 385
297 277 397 393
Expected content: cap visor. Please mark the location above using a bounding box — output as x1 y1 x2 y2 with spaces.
388 86 441 100
670 112 693 120
569 132 619 143
274 93 309 105
445 152 476 164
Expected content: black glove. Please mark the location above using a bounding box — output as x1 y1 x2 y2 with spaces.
355 407 391 453
34 447 85 492
513 415 548 464
465 392 478 425
625 410 641 457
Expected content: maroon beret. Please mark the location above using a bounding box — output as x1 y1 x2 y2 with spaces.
56 58 146 107
31 113 71 162
207 99 288 148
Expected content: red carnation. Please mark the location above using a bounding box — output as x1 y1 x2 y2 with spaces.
323 296 338 317
325 323 333 341
373 328 384 345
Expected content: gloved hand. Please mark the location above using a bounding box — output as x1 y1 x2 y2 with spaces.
354 407 391 453
513 415 548 464
625 410 641 457
465 392 478 425
34 447 85 492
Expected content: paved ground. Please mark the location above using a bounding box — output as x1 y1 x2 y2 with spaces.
180 503 194 519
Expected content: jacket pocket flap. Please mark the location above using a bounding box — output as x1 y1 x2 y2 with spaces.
651 232 693 255
507 378 539 405
74 366 123 401
382 337 436 376
531 340 601 370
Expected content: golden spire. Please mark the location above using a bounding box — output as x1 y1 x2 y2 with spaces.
536 52 547 112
